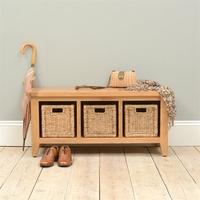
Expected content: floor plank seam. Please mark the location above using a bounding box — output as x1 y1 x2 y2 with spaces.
123 147 136 200
99 147 101 200
63 150 76 200
27 167 43 200
0 147 29 190
171 147 197 184
147 147 173 200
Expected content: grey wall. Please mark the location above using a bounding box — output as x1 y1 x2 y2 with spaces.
0 0 199 120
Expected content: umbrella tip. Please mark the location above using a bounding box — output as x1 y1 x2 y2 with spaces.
22 139 26 151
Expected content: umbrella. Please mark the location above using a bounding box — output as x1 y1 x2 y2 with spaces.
20 43 37 151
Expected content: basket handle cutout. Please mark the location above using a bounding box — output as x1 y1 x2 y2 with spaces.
52 108 63 113
136 108 146 112
95 108 105 113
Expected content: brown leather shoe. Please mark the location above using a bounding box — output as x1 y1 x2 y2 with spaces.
58 145 72 167
40 146 59 167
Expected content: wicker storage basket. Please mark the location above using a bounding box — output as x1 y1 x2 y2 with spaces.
82 103 117 137
124 103 159 137
41 104 75 137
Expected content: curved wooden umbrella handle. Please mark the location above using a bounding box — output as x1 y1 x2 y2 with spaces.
20 43 37 67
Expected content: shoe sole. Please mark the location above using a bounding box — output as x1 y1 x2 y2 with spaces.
58 161 72 167
40 162 54 168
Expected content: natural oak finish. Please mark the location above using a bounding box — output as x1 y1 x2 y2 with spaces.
31 88 168 157
160 98 169 156
76 100 81 138
31 88 161 98
31 99 40 157
118 100 123 138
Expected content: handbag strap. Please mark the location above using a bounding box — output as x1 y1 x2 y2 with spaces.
75 85 106 90
76 69 136 89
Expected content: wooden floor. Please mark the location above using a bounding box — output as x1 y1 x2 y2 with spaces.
0 146 200 200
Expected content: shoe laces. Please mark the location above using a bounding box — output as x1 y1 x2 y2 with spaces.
46 148 50 155
45 146 58 155
61 146 69 154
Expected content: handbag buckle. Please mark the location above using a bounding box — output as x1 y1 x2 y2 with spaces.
118 71 124 80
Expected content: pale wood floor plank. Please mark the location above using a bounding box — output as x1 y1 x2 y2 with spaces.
1 146 200 199
125 147 170 200
64 147 99 200
100 147 134 200
0 147 27 189
29 148 74 200
196 146 200 152
0 148 42 200
173 147 200 187
149 147 200 200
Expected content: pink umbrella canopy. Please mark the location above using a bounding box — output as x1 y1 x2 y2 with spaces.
20 43 36 150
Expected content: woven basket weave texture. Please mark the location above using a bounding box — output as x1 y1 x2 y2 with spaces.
125 104 158 136
108 70 136 88
83 105 117 137
41 105 75 137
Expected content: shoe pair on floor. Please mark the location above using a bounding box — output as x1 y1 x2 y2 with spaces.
40 145 72 167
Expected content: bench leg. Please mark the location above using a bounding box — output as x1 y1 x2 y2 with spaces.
31 99 40 157
160 99 168 157
160 139 168 157
32 142 40 157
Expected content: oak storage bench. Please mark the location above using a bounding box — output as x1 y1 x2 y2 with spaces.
31 88 168 157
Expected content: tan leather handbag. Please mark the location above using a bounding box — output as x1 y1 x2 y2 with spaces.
107 70 136 88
